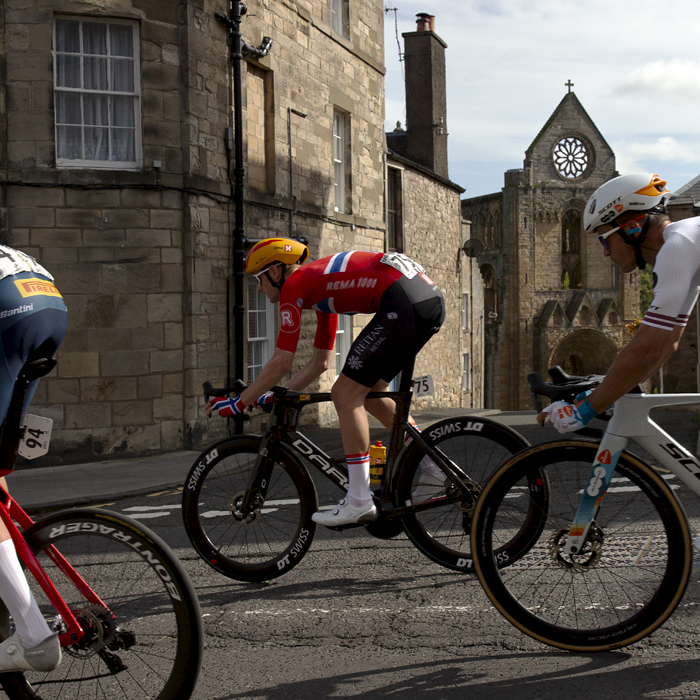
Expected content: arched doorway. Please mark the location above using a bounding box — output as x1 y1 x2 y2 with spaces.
549 329 618 376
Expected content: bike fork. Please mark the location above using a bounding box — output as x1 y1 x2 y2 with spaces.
564 433 628 554
239 438 278 513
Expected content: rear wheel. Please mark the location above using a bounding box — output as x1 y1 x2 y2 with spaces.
471 441 692 650
0 509 202 700
183 437 318 582
397 416 541 572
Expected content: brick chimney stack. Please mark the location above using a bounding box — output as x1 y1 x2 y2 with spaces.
402 13 448 179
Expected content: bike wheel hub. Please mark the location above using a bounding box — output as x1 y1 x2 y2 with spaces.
230 492 259 524
68 605 117 658
550 525 603 573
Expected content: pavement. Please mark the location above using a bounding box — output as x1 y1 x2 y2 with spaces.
7 404 699 513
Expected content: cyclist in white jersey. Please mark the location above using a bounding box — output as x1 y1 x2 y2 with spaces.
0 245 66 672
540 173 698 433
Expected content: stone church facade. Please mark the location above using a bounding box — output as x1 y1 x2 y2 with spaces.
462 91 639 410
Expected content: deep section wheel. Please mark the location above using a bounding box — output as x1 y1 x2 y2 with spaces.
0 509 202 700
183 436 317 582
472 441 692 651
397 416 539 571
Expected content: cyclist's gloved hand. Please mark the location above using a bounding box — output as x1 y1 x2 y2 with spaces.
210 395 247 417
257 391 275 406
543 398 597 434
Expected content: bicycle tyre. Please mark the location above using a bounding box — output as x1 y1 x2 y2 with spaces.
471 441 692 651
0 508 202 700
182 436 318 582
396 415 543 572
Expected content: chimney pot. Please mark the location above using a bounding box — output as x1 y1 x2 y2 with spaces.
416 13 434 31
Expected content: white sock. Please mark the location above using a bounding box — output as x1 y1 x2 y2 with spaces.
346 452 372 508
0 539 53 648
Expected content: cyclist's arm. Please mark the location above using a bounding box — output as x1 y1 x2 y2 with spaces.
237 347 295 407
587 322 684 413
286 346 333 391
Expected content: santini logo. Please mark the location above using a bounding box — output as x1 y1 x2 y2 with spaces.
0 303 33 319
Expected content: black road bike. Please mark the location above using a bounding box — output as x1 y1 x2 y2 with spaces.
183 359 547 582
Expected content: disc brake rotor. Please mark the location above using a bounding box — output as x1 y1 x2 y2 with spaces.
550 523 604 573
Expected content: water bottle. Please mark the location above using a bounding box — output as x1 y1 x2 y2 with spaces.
369 441 386 485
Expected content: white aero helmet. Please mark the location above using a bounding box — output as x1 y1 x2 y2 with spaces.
584 173 670 233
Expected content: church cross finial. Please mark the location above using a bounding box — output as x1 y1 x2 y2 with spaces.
566 79 574 93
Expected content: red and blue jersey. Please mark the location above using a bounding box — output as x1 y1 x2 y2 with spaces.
276 251 407 353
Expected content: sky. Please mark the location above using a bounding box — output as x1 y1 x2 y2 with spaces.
383 0 700 199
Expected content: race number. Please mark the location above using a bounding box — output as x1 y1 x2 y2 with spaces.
18 414 53 460
412 375 434 397
380 253 424 280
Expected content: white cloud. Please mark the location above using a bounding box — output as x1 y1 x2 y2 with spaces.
615 59 700 100
626 137 700 163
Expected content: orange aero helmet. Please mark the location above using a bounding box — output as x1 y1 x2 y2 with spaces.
245 237 309 275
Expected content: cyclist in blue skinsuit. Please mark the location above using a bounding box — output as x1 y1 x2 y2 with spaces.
0 246 66 673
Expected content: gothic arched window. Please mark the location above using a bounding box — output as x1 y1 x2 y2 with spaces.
561 208 583 289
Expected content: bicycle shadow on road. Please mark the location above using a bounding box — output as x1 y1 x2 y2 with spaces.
189 567 482 610
205 651 700 700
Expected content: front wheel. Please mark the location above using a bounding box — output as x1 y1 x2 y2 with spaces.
0 509 202 700
396 416 538 571
471 441 693 651
183 436 318 582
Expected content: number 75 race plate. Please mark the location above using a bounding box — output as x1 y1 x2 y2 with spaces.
412 375 435 397
18 414 53 460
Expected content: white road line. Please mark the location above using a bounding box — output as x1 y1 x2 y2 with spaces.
123 505 182 511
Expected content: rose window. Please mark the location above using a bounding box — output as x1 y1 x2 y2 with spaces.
552 137 589 179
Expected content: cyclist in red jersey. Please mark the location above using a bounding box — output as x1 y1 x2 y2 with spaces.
207 238 445 526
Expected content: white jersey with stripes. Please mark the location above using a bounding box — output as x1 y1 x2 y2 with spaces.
643 217 700 331
0 245 53 283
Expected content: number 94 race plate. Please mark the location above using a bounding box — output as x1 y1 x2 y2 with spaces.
18 414 53 460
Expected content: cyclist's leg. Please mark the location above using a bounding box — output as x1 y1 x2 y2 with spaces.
330 372 374 511
0 279 67 660
314 310 408 525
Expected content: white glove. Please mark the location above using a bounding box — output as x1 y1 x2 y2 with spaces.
542 399 596 434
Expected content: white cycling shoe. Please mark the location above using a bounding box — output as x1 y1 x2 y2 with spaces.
312 499 377 526
0 633 61 673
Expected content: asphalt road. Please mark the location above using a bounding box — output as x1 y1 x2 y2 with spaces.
80 408 700 700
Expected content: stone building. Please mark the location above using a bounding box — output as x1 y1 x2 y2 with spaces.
462 90 639 410
385 15 482 412
0 1 471 465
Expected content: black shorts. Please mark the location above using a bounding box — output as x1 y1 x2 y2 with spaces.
340 273 445 388
0 273 67 422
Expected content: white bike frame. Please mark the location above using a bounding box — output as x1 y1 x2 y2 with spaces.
565 391 700 554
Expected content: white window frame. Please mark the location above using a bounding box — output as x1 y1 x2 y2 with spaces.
462 293 469 330
335 314 353 378
331 0 347 35
54 16 142 170
333 109 346 213
462 353 470 392
247 279 276 383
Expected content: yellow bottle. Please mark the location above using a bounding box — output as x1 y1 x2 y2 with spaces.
369 441 387 485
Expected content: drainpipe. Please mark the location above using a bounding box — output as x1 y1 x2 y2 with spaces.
215 1 272 433
288 107 307 237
